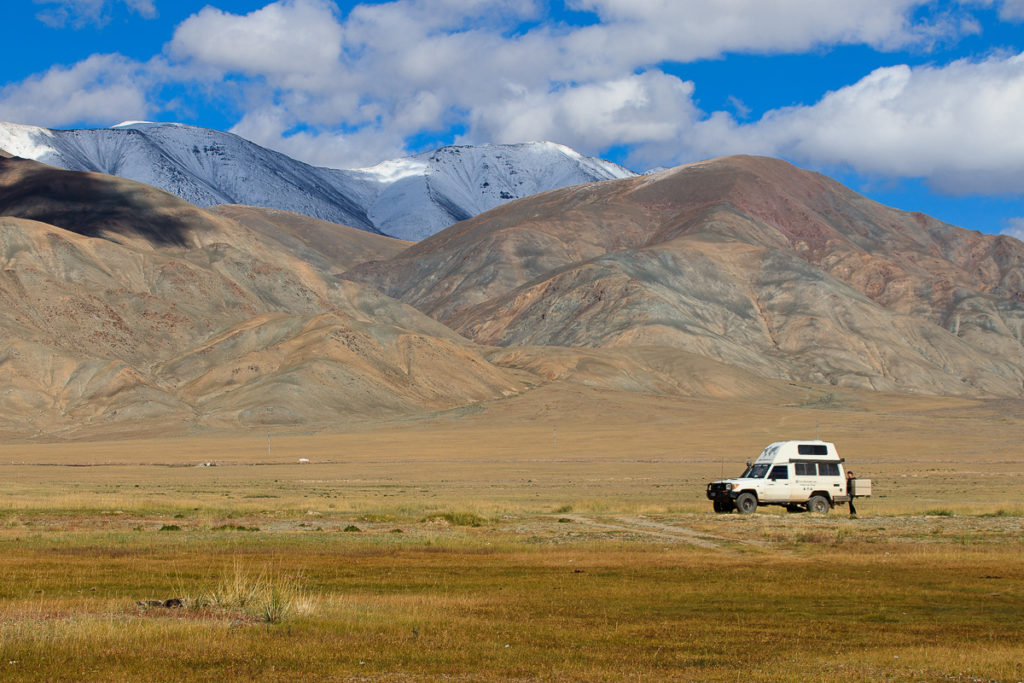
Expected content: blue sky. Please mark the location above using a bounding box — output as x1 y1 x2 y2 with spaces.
2 0 1024 237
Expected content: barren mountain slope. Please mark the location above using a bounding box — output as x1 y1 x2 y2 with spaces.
0 158 529 437
346 156 1024 397
206 205 411 272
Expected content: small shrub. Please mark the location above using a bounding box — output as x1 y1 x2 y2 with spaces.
390 528 404 533
558 518 573 523
343 525 361 532
423 512 486 527
924 509 955 517
980 508 1016 518
159 524 181 531
800 392 839 408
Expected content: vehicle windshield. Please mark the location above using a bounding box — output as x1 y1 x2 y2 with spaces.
739 464 770 479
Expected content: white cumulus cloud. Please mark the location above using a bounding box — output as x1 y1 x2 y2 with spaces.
1001 217 1024 241
170 0 343 88
678 52 1024 194
163 0 969 167
565 0 978 67
0 54 152 127
465 71 701 155
8 0 1024 186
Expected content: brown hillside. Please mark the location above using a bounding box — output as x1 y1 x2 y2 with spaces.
0 159 525 437
207 204 410 272
0 157 783 439
345 156 1024 397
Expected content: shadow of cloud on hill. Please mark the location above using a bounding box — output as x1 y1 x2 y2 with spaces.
0 159 194 247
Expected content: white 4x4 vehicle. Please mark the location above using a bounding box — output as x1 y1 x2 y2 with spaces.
706 440 861 514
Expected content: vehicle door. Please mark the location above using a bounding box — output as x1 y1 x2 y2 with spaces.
763 464 792 503
792 461 817 501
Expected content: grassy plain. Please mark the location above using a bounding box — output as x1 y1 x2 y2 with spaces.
1 384 1023 680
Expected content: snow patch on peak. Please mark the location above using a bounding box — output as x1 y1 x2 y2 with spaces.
534 141 578 157
112 121 155 128
0 122 56 160
357 157 430 183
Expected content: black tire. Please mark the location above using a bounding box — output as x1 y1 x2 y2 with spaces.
807 495 831 514
735 492 757 514
713 499 734 513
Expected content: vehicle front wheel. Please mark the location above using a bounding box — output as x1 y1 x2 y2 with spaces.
735 492 757 514
807 495 831 514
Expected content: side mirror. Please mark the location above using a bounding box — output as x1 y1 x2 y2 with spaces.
745 460 751 467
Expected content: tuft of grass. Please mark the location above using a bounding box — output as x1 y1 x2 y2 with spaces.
444 511 486 527
422 511 487 527
191 564 316 625
924 509 956 517
980 508 1018 518
553 504 573 514
793 531 832 544
212 524 259 532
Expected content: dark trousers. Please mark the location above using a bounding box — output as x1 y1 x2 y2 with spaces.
849 497 857 515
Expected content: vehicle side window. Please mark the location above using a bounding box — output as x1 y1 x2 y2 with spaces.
819 463 839 476
769 465 788 480
797 444 828 455
794 462 816 476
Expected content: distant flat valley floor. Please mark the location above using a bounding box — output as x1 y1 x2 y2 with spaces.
1 384 1022 681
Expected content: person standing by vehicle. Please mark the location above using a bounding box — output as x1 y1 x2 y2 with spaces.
846 470 857 517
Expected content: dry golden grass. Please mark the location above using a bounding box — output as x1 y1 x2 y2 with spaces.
0 531 1021 681
0 384 1022 680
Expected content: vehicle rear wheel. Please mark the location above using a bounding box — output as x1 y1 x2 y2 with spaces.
735 492 757 514
807 495 830 514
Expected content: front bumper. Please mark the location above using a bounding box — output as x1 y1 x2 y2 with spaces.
706 482 735 501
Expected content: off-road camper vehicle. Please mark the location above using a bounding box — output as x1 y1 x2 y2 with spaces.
706 440 870 514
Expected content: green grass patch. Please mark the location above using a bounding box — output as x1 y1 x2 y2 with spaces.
422 511 487 527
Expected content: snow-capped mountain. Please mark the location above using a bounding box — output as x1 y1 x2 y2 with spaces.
0 121 635 240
